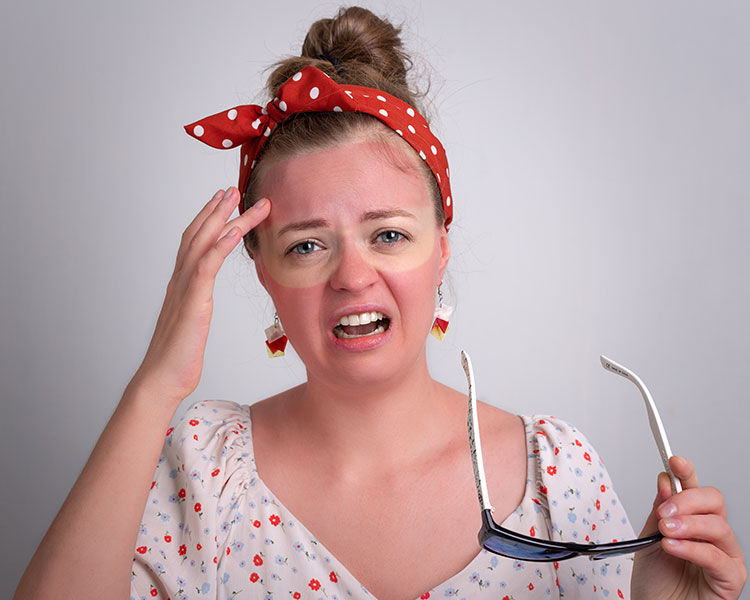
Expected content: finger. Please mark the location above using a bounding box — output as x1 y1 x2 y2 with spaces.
218 197 271 240
669 455 699 489
181 187 241 271
659 538 746 593
175 188 226 269
639 471 674 535
659 513 744 558
658 486 728 521
184 225 246 306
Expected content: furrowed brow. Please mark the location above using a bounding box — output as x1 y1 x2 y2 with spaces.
277 219 330 237
361 209 417 222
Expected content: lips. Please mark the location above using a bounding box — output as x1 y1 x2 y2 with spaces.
333 310 391 339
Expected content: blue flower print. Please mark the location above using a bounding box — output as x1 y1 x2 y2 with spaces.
169 469 178 479
201 582 211 594
176 577 186 587
574 467 583 477
169 493 179 503
261 495 271 506
221 572 230 584
490 556 499 568
275 555 286 566
568 512 577 523
577 573 588 585
159 513 171 523
139 525 148 536
469 572 479 583
600 564 608 576
443 588 457 597
190 469 201 480
513 561 524 570
294 541 305 552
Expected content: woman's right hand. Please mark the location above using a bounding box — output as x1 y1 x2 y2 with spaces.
129 187 270 404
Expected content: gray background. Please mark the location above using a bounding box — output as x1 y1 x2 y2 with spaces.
2 1 748 597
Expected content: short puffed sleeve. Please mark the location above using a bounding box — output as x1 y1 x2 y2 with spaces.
527 415 636 599
130 399 252 600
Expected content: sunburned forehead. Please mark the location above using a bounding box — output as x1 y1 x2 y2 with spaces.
256 136 434 226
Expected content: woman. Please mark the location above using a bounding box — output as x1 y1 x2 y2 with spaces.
15 6 745 600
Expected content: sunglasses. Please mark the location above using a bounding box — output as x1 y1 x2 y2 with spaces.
461 350 681 562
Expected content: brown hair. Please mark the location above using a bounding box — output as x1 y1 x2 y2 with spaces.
242 6 443 255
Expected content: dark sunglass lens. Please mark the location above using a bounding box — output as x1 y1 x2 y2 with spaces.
484 535 575 561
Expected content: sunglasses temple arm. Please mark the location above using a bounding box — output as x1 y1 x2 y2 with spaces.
461 350 494 512
600 356 682 494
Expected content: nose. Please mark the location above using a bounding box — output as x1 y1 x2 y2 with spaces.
329 240 379 293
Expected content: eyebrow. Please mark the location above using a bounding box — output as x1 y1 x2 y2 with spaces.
276 209 417 237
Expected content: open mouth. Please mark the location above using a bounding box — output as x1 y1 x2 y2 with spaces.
333 311 391 339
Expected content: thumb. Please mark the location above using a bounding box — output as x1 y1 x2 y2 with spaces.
639 471 673 536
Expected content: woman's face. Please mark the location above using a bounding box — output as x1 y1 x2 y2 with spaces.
252 136 450 387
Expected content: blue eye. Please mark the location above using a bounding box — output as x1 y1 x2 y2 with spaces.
376 230 405 244
289 240 321 255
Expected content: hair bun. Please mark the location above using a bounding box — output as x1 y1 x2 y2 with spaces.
265 6 421 110
302 6 411 87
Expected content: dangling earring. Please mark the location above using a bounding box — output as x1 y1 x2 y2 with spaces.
265 312 288 358
431 283 453 341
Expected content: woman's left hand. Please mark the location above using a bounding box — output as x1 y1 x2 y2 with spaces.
630 456 746 600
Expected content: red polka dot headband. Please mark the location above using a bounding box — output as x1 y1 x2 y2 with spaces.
184 65 453 226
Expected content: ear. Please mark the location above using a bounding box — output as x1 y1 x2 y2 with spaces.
252 252 269 292
436 225 451 283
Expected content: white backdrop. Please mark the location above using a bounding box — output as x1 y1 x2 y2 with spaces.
2 1 748 597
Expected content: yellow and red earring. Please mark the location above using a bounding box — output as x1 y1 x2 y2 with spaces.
430 284 453 341
265 313 288 358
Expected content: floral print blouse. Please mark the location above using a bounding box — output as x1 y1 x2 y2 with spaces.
131 400 635 600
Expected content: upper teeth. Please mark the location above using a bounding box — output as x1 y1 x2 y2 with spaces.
337 311 384 326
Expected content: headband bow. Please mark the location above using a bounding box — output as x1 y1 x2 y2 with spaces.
184 66 453 226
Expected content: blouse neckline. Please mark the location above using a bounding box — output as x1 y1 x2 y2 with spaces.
241 404 537 599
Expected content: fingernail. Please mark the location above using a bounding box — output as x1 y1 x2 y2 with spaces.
223 188 234 201
254 197 268 208
663 538 681 548
658 502 677 518
662 517 681 531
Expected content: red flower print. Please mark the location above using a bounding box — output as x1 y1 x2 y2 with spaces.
596 499 601 510
553 561 559 570
503 596 510 600
585 535 590 541
618 590 624 599
150 481 156 490
178 544 186 556
166 426 174 437
250 573 260 583
193 434 198 441
309 579 321 591
583 452 591 462
189 419 199 426
329 571 338 583
196 543 202 550
546 465 557 476
528 582 534 590
194 502 202 512
150 589 158 597
554 447 560 455
293 593 301 599
253 553 263 566
211 468 220 477
178 488 186 498
226 547 231 555
164 534 172 543
539 485 548 495
421 594 431 599
539 419 546 424
136 546 148 554
213 556 217 564
592 524 597 530
575 439 582 447
529 526 536 537
253 520 261 528
269 514 281 526
601 484 606 492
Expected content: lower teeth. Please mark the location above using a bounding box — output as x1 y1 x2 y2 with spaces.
335 325 385 339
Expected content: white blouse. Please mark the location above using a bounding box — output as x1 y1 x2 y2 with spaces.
131 400 635 599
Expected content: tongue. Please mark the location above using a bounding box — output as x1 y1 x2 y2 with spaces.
342 322 378 336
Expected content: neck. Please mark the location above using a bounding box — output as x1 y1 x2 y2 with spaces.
281 353 460 479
